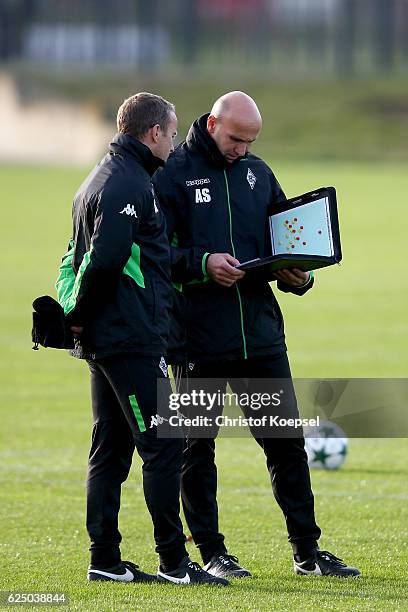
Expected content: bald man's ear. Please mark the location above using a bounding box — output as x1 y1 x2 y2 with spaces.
207 114 217 134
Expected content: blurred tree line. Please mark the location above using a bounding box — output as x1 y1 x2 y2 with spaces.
0 0 407 75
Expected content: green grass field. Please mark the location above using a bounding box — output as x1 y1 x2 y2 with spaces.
0 163 407 611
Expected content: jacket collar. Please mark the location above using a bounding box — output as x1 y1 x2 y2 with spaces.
109 133 164 176
185 113 247 169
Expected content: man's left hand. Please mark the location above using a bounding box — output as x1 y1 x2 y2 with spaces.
274 268 310 287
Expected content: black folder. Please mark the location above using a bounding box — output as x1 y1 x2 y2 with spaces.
236 186 342 275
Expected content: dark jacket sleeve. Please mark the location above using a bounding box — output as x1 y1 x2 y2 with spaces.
267 169 315 297
66 185 141 321
153 168 208 284
267 169 287 212
277 270 315 296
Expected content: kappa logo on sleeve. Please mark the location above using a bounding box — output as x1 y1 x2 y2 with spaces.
150 414 168 428
119 203 138 218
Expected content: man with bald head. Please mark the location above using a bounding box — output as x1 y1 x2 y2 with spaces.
153 92 360 579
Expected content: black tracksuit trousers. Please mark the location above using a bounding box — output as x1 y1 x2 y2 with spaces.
178 352 321 564
86 354 187 570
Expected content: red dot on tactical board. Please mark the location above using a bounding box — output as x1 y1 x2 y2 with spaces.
296 237 300 240
288 225 292 228
292 230 296 233
291 245 295 248
300 226 304 229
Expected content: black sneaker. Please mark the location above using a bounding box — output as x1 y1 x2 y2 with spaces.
294 550 361 577
157 558 229 586
203 554 251 578
88 560 157 583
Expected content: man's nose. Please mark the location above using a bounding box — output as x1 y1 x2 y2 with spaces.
235 144 247 156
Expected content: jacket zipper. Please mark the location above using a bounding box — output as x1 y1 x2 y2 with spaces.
223 169 248 360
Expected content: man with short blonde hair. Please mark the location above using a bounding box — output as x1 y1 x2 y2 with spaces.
117 92 175 140
56 93 228 586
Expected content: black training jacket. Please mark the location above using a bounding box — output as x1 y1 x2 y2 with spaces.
56 133 171 360
153 114 314 363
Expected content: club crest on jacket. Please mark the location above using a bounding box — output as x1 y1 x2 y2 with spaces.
247 168 257 190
